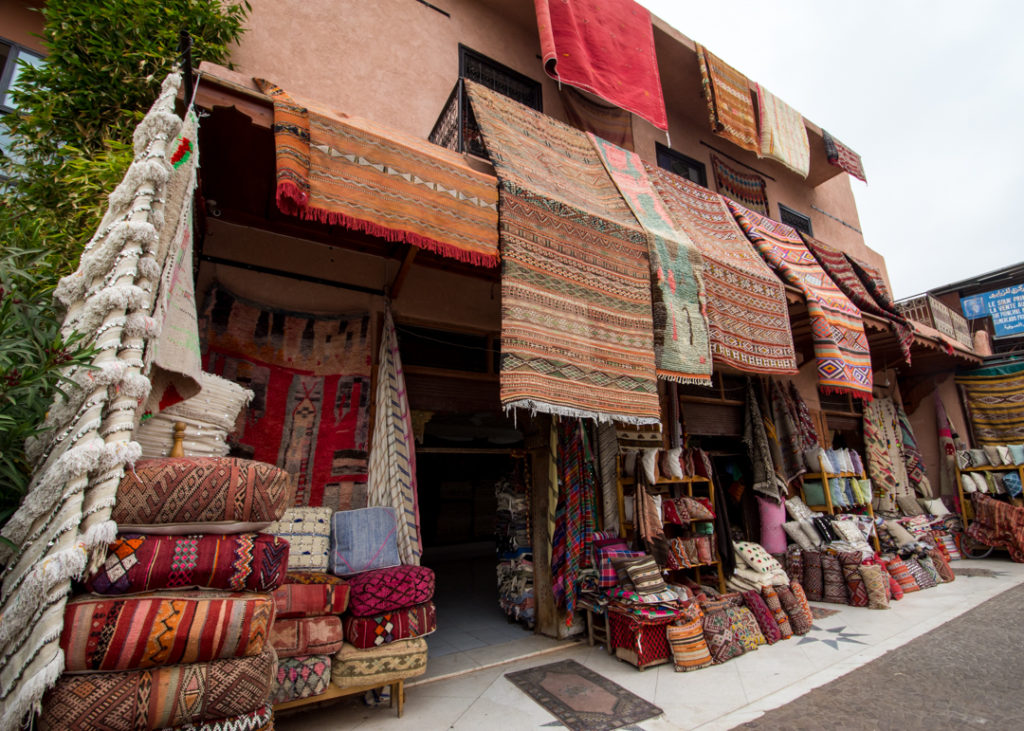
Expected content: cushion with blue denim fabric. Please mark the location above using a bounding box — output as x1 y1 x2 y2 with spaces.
329 507 401 576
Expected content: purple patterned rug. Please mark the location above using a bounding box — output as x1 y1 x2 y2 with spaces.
506 659 662 731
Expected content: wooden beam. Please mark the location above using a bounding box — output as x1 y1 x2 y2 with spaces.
390 245 418 299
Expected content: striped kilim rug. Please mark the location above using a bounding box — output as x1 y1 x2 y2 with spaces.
255 79 499 267
697 43 759 154
645 162 797 375
367 310 422 565
756 83 810 178
711 154 769 216
801 233 914 365
728 202 872 400
955 361 1024 446
589 133 712 386
465 80 660 424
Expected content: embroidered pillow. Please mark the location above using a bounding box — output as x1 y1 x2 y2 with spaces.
801 550 824 601
918 497 951 517
783 521 814 551
837 551 868 608
611 555 646 589
701 606 745 664
969 448 988 466
784 546 804 584
726 606 766 652
884 557 920 594
858 564 890 610
734 541 781 574
983 445 1002 467
626 556 669 595
913 557 941 588
820 553 849 605
695 536 714 565
928 549 956 583
789 581 815 628
1010 444 1024 465
267 507 333 572
742 590 781 644
775 583 811 635
759 585 793 639
666 617 713 672
682 496 715 520
599 549 644 589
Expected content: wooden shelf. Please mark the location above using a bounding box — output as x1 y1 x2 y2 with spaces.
798 454 881 552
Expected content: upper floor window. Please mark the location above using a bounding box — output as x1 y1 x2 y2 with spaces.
779 203 813 236
656 142 707 187
430 46 541 157
1 40 44 113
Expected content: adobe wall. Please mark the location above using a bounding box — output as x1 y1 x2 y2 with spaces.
0 1 45 51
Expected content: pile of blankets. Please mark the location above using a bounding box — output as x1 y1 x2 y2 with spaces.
40 457 294 730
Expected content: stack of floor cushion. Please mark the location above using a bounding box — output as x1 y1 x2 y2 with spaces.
41 457 292 730
266 508 349 705
331 508 434 690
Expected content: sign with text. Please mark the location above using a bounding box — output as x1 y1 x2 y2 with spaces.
960 283 1024 337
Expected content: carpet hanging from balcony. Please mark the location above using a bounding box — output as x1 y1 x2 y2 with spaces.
697 44 759 154
561 87 635 151
645 162 797 376
536 0 667 132
465 80 660 424
755 83 810 178
254 79 499 267
800 233 914 365
710 154 769 216
589 133 712 386
200 286 372 511
728 202 873 400
823 130 867 183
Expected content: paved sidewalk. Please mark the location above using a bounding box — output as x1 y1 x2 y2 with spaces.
276 558 1024 730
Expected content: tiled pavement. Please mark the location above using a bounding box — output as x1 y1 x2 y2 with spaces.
276 557 1024 730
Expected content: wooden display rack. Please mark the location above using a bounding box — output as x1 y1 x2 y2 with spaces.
798 453 881 552
955 461 1024 529
617 463 728 593
274 678 407 718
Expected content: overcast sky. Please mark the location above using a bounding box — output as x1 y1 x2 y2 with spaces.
641 0 1024 299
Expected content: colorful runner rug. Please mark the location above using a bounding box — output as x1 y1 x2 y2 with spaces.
536 0 667 131
465 80 660 424
551 419 597 624
254 79 499 267
711 154 769 215
968 493 1024 563
744 379 787 502
728 202 872 399
645 162 797 375
589 133 712 385
755 83 810 178
201 286 372 510
895 400 934 497
697 44 759 154
955 361 1024 445
801 233 914 365
367 310 422 565
506 659 662 731
823 130 867 182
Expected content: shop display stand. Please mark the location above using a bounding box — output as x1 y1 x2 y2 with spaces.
798 454 881 552
955 462 1024 529
617 461 727 593
274 679 406 718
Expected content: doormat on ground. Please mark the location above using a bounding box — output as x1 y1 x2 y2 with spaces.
810 606 842 619
505 659 662 731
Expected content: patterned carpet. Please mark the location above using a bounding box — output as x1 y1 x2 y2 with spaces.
506 659 662 731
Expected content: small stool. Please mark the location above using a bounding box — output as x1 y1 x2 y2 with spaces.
585 605 613 655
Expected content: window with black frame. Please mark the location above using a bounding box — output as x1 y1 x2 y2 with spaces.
1 39 45 165
779 203 813 236
656 142 707 187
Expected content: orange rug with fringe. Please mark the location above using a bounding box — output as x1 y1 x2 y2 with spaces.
255 79 499 267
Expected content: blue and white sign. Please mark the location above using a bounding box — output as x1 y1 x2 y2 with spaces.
960 283 1024 337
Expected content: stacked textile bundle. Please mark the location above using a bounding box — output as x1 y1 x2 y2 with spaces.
495 472 534 627
727 541 789 593
40 457 293 730
330 507 434 693
781 495 876 560
266 507 349 705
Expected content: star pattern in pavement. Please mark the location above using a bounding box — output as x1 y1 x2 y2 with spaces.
798 625 868 650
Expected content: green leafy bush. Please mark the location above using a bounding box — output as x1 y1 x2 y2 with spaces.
0 0 250 532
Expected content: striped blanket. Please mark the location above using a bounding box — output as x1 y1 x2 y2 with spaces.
955 361 1024 445
755 84 810 178
697 44 759 153
729 203 872 399
465 80 660 423
255 79 499 267
801 233 914 365
645 162 797 375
